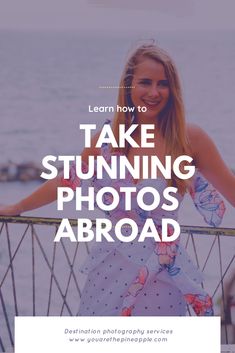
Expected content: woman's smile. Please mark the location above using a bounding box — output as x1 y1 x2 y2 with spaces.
142 99 162 107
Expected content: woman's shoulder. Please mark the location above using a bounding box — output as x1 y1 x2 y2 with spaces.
186 122 206 140
81 131 101 164
186 123 213 154
186 122 223 170
81 120 113 163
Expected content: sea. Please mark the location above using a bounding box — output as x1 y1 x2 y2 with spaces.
0 30 235 350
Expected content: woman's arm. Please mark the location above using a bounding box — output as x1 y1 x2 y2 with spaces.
0 132 102 216
0 176 62 216
188 124 235 207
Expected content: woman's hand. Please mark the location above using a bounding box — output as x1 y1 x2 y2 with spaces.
0 204 22 216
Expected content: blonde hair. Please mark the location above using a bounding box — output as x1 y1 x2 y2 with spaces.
112 43 191 193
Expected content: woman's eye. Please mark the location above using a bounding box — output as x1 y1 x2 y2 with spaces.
158 80 169 87
139 80 151 85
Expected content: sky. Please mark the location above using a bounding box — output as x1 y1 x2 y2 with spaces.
0 0 235 33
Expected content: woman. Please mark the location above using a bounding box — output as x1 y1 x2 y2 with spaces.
0 43 235 316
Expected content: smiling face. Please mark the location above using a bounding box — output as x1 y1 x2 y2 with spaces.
130 57 170 122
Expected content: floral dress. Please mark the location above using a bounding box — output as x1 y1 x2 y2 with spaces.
61 123 225 317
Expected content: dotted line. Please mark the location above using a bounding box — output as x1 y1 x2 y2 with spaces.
99 86 135 89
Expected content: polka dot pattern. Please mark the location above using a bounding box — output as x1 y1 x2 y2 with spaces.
78 250 186 316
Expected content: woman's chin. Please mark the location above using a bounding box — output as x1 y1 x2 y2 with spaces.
136 112 159 122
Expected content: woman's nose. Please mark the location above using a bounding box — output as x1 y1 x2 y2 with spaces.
149 84 160 97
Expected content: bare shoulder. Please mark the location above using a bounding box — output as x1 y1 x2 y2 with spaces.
186 123 214 156
81 131 101 163
186 123 208 141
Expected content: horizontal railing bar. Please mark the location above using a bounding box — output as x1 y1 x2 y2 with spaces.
0 215 235 236
0 215 79 227
181 225 235 236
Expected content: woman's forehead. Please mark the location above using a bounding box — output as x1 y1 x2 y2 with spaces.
133 58 166 77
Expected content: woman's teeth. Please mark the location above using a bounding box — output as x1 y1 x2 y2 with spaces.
143 100 160 106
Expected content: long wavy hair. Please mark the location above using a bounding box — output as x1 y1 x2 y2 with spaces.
112 43 191 193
